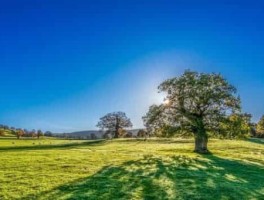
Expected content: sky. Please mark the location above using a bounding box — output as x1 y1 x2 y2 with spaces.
0 0 264 132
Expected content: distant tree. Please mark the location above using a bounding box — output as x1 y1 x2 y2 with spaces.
124 131 133 138
0 129 5 136
23 129 29 137
143 70 240 153
10 129 17 136
3 125 9 130
137 129 148 138
256 115 264 138
44 131 53 137
37 130 43 139
16 129 24 139
97 112 133 138
31 129 37 138
249 122 257 137
103 130 113 139
62 133 68 139
90 133 97 140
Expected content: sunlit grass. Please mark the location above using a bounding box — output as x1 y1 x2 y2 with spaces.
0 137 264 199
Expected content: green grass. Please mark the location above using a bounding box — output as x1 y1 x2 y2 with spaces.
0 137 264 200
0 129 16 137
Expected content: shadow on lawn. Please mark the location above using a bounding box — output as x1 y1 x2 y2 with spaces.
248 138 264 145
24 154 264 200
0 140 107 151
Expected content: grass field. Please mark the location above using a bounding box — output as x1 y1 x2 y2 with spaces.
0 137 264 200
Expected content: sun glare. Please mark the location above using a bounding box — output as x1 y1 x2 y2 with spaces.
164 99 170 105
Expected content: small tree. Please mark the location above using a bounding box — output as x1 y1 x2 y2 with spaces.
143 70 240 153
31 129 37 138
90 133 97 140
0 129 5 136
256 115 264 138
3 125 9 130
16 129 24 139
44 131 53 137
37 130 43 139
97 112 133 138
124 131 133 138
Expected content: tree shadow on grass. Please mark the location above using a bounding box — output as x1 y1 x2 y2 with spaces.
0 140 107 152
23 154 264 200
248 138 264 145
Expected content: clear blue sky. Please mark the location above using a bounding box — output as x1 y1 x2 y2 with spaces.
0 0 263 132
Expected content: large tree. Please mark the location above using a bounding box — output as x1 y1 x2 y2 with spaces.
143 70 240 153
97 112 133 138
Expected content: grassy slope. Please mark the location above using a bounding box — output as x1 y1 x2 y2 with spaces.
0 129 15 137
0 138 264 200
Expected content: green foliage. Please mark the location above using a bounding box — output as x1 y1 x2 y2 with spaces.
44 131 53 137
16 129 24 139
0 129 5 136
0 128 16 137
152 125 181 138
37 130 44 139
219 113 252 139
256 115 264 138
0 138 264 199
143 70 241 152
137 129 148 138
0 124 52 139
97 112 133 138
143 104 165 134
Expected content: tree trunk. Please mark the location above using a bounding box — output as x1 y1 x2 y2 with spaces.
114 130 119 138
114 116 120 138
194 134 209 153
193 118 209 153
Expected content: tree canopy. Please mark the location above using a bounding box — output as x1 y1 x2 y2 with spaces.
97 112 133 138
143 70 241 153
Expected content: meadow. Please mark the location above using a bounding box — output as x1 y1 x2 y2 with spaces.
0 137 264 200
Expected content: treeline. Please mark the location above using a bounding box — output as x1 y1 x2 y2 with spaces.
1 71 264 146
55 133 99 140
96 112 264 140
0 124 53 139
145 113 264 139
53 129 148 140
102 129 148 139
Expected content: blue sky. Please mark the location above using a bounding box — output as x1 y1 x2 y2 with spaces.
0 0 264 132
